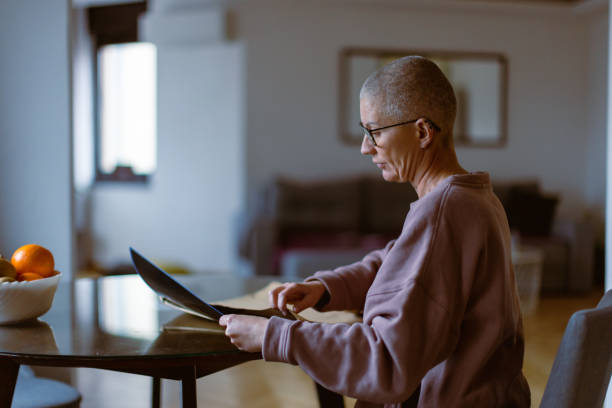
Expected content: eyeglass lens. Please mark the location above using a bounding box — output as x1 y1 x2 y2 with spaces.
362 127 376 145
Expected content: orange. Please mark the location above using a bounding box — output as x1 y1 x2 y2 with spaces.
11 244 55 278
17 272 44 281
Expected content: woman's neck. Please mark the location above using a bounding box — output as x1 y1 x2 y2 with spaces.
412 149 467 198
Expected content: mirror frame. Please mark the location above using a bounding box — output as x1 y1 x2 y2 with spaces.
338 48 508 148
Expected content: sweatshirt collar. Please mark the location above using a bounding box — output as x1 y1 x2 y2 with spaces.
410 172 491 210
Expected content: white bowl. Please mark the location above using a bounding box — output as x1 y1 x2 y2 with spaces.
0 272 61 325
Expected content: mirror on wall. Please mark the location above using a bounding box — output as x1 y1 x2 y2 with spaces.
339 48 508 147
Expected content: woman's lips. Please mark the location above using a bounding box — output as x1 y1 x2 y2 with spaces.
375 163 385 169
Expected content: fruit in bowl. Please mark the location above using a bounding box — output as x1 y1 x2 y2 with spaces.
0 255 17 283
0 244 61 325
11 244 55 281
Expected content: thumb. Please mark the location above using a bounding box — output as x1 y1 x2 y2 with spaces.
219 315 228 326
291 294 317 313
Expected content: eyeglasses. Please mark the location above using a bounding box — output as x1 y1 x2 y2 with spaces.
359 118 441 147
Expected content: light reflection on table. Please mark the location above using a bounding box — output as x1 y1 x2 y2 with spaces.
0 273 284 358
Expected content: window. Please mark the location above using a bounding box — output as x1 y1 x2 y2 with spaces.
88 2 154 183
97 42 156 181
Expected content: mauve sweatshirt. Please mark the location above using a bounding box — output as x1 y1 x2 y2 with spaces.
263 172 531 407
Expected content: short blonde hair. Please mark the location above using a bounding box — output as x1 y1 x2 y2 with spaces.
360 56 457 143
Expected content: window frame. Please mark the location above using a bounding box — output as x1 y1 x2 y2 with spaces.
88 2 151 184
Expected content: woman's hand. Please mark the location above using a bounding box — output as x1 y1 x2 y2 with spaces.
218 315 268 352
268 281 326 314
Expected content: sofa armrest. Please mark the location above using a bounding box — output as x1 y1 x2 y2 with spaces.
552 218 595 293
236 212 278 276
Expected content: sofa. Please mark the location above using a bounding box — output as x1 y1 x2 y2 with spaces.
238 176 594 293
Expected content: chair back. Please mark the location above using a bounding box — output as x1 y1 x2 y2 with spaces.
540 290 612 408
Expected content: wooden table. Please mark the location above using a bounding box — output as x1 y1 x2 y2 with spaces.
0 274 343 408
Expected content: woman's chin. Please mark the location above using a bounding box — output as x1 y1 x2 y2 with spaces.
381 169 399 182
381 169 408 183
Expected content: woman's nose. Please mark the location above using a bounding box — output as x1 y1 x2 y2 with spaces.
361 134 376 155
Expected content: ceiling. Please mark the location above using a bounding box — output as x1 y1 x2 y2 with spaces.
73 0 588 6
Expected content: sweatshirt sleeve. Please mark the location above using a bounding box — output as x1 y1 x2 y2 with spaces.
263 281 459 404
304 240 396 311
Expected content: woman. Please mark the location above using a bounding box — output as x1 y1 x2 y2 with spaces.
220 56 530 408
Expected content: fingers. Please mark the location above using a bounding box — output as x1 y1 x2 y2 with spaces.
220 315 240 349
269 283 301 314
277 283 303 315
219 314 234 330
220 314 240 342
268 282 325 314
219 315 268 353
268 285 285 309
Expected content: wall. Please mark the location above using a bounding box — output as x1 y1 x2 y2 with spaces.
605 1 611 376
86 0 607 274
0 0 73 278
89 12 245 272
606 1 611 400
237 1 602 226
586 8 609 242
606 0 612 401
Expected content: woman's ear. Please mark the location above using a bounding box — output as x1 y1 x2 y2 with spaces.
416 118 434 149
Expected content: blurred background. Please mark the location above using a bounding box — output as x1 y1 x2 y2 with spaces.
2 0 608 286
0 0 610 406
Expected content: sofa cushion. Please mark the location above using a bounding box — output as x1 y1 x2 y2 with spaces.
493 180 540 209
272 177 362 234
493 181 558 237
507 188 559 237
361 177 418 233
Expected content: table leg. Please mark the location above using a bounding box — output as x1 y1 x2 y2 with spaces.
315 382 344 408
181 366 197 408
152 377 161 408
0 360 19 407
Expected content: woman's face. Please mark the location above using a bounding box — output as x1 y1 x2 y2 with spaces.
359 96 421 183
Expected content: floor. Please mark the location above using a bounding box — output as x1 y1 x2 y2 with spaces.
522 288 605 406
68 289 604 408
